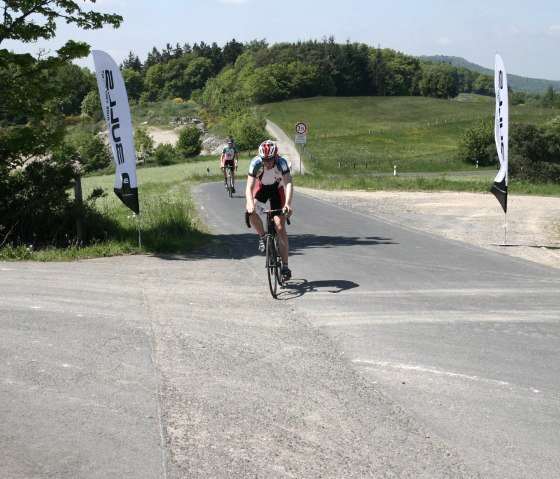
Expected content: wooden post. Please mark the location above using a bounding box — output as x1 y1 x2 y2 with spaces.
74 176 83 243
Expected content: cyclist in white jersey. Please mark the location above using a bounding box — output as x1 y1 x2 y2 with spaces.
245 140 294 280
220 137 238 192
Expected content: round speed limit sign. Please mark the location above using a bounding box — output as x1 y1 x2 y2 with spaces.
295 121 307 135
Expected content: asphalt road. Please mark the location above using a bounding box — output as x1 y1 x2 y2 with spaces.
1 181 559 478
197 181 560 479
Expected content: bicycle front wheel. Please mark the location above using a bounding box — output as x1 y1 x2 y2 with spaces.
266 235 279 298
226 169 233 197
274 237 284 286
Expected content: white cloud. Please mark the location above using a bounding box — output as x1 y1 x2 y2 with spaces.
548 24 560 35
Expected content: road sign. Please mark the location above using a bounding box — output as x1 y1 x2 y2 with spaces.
295 134 307 144
295 121 307 135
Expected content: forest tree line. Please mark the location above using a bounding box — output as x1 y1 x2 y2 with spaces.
22 37 560 127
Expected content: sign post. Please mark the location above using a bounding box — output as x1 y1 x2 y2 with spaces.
294 122 307 174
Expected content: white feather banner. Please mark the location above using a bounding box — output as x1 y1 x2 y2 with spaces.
92 50 139 214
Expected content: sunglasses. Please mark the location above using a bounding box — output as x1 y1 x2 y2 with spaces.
263 157 275 162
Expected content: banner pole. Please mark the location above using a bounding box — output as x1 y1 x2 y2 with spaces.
503 212 507 245
137 214 142 248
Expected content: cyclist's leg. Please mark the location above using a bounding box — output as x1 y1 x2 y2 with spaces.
224 161 230 186
249 187 267 237
270 188 289 266
274 215 289 265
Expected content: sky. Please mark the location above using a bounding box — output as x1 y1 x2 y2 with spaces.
5 0 560 81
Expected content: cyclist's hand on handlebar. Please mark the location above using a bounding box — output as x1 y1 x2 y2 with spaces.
282 205 293 218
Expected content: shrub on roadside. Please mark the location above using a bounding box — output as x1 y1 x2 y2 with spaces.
153 143 178 165
176 126 202 158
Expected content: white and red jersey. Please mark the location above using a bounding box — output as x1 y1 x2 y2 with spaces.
248 156 290 186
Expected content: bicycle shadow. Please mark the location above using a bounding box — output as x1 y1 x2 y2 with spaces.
274 278 360 300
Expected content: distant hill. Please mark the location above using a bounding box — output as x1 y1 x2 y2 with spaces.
420 55 560 94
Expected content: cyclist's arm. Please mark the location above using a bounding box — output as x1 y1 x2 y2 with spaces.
245 175 256 214
282 173 293 217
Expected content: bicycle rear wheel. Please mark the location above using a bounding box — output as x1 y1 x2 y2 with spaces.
266 235 279 298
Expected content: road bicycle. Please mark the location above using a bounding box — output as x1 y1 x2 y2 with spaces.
224 165 235 198
245 208 290 298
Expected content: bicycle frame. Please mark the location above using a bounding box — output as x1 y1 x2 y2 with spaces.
245 208 289 298
225 165 234 198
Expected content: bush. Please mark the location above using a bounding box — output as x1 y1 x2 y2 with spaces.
227 112 267 151
509 122 560 183
153 143 177 165
457 119 495 166
510 154 560 183
176 126 202 158
77 135 112 173
81 90 102 122
0 158 78 248
134 126 155 163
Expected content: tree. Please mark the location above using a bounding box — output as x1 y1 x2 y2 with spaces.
226 112 267 151
419 63 459 99
142 62 167 101
286 61 336 98
122 51 142 72
47 62 96 115
121 68 144 103
81 90 101 118
473 74 494 96
380 51 421 96
182 57 215 98
542 85 556 108
457 119 495 166
79 135 112 173
0 1 121 44
0 1 122 247
222 38 245 66
143 47 162 70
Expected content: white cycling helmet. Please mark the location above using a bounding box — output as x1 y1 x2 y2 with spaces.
258 140 277 160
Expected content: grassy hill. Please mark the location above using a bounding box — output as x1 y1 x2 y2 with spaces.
262 96 559 176
421 55 560 94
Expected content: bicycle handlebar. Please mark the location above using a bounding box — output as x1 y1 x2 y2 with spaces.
245 209 291 228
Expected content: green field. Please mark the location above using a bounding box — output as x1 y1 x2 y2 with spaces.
262 96 559 175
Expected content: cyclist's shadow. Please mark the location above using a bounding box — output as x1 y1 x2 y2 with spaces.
275 278 359 300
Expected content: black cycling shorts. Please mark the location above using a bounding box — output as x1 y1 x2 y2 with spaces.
253 183 285 210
